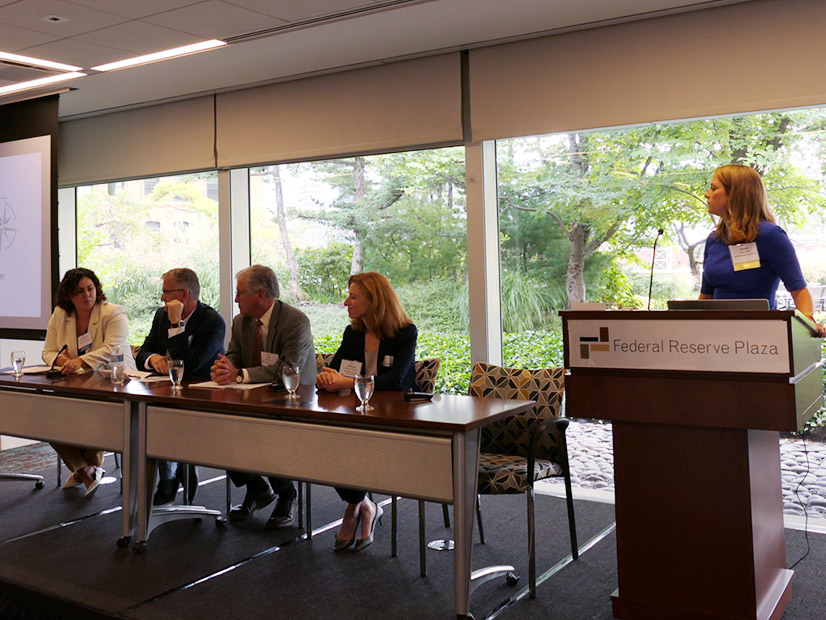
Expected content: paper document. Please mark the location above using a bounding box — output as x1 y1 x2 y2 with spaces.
188 380 269 390
125 370 153 379
131 375 171 384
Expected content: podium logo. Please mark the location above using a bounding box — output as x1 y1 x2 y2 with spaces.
0 198 17 254
580 327 610 359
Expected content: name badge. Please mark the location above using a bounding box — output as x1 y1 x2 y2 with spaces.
77 331 92 353
261 352 279 366
729 242 761 271
382 355 394 367
339 359 363 377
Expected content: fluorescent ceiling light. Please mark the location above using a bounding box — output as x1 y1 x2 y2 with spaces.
0 51 82 72
92 40 226 72
0 72 86 96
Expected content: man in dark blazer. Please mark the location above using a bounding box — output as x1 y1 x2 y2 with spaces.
136 268 225 505
211 264 316 529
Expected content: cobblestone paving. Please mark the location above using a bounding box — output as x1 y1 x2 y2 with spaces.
545 420 826 521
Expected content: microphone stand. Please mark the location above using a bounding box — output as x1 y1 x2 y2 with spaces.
647 228 665 310
46 344 68 379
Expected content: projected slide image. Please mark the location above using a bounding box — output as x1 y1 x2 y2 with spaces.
0 135 50 330
0 152 42 317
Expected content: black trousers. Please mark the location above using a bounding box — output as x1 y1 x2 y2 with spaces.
228 471 295 497
336 487 367 504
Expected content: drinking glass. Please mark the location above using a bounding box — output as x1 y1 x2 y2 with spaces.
168 359 185 392
354 374 375 412
11 351 25 378
282 364 300 400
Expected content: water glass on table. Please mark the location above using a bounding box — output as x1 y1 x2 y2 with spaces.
282 364 300 400
354 374 375 412
11 351 25 378
168 359 184 391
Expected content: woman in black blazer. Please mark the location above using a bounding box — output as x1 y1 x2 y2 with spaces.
317 272 417 552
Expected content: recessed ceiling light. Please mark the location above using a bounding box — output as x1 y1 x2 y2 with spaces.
0 51 82 73
0 72 86 96
91 40 226 72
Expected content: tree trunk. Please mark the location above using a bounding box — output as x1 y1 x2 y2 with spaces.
566 223 589 307
563 133 590 308
350 157 366 274
273 165 303 299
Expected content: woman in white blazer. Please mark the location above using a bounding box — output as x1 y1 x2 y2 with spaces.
42 268 136 497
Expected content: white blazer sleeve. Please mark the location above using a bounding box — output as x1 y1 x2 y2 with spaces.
79 304 136 370
41 308 65 365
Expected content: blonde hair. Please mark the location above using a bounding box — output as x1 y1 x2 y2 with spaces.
348 272 412 340
713 165 775 244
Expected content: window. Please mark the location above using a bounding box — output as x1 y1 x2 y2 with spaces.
76 172 220 344
496 110 826 368
248 148 468 392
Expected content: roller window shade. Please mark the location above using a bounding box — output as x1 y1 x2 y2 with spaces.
216 54 463 168
469 0 826 141
58 96 215 186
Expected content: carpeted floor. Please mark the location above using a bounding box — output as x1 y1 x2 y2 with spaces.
0 443 824 620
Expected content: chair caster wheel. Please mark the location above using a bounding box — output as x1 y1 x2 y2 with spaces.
132 541 147 554
116 536 131 549
34 480 45 490
216 516 227 527
506 572 520 587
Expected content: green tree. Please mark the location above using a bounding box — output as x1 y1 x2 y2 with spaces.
301 148 467 285
498 109 826 307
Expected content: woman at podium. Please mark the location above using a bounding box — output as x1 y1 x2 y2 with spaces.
700 164 825 337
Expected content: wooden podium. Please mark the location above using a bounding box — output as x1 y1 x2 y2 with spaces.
561 309 823 620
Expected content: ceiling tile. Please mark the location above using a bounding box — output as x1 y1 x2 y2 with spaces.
0 0 129 37
75 21 202 54
64 0 207 20
142 0 286 39
0 62 60 87
23 37 131 68
223 0 374 22
0 22 60 51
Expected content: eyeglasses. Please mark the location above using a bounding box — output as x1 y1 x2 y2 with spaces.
161 288 185 296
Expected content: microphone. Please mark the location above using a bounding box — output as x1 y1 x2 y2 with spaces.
46 344 68 378
647 228 665 310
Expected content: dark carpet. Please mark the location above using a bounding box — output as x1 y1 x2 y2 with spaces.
1 445 824 620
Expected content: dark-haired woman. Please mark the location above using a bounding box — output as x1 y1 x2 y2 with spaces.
317 272 417 551
42 268 136 496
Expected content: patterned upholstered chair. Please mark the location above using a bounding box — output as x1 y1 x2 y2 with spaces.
315 352 335 372
469 361 578 596
390 359 442 560
420 362 578 594
413 358 440 392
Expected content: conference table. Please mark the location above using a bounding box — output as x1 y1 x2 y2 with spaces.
0 371 139 542
0 371 533 619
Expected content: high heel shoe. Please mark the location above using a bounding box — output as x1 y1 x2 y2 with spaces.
334 514 360 553
353 501 383 552
63 471 83 489
84 466 105 498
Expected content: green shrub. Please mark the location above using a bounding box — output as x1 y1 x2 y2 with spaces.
295 243 352 303
503 330 565 368
314 327 566 395
396 279 468 333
